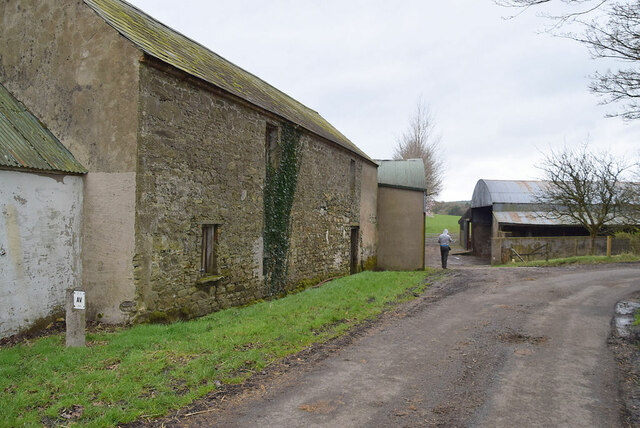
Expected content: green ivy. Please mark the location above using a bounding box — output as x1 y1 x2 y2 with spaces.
263 122 303 297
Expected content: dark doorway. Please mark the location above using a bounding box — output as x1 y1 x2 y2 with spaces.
350 226 359 274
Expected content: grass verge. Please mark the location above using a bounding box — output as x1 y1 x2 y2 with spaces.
495 253 640 267
0 270 432 427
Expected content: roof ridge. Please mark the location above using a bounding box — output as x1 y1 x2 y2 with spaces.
86 0 316 114
82 0 372 162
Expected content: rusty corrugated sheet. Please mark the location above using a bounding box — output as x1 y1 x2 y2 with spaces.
472 179 550 208
83 0 373 163
0 83 87 174
493 211 577 226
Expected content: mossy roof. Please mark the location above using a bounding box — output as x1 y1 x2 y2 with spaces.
0 82 86 174
83 0 372 162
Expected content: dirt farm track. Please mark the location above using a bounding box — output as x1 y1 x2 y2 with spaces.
138 262 640 427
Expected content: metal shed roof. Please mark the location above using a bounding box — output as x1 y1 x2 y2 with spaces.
83 0 372 163
0 83 86 174
376 159 426 191
471 179 548 208
493 211 578 226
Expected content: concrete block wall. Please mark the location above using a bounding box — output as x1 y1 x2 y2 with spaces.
491 236 621 264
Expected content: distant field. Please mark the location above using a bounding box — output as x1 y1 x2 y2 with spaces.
425 214 460 235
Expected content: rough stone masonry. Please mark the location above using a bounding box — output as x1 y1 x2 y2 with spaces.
133 62 369 321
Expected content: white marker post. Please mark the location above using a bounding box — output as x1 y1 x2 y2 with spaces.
66 289 86 347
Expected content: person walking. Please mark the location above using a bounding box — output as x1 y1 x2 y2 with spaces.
438 229 453 269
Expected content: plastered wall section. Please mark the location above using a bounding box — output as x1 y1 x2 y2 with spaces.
0 170 83 338
0 0 141 322
359 162 378 270
377 187 425 270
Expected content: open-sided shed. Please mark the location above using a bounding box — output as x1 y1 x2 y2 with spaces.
463 179 587 259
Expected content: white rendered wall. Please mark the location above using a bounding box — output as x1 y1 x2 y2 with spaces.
0 170 83 338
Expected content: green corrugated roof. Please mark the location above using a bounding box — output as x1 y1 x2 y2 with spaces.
83 0 372 162
376 159 426 191
0 83 87 174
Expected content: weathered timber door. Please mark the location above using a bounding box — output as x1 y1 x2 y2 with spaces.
350 226 359 274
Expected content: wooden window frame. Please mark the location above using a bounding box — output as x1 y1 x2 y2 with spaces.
266 124 280 169
201 224 220 275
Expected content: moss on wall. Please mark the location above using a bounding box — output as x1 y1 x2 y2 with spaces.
362 255 377 271
263 122 303 297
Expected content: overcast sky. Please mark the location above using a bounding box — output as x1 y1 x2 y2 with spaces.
128 0 640 201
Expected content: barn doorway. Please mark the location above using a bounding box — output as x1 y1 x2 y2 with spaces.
350 226 359 274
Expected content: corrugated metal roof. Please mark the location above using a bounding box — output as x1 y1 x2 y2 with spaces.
493 211 578 226
83 0 372 163
376 159 426 191
471 179 549 208
0 83 87 174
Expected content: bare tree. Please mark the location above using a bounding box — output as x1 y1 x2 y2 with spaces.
496 0 640 120
393 100 444 199
625 160 640 223
537 144 635 251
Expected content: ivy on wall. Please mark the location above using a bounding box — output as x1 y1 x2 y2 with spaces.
263 122 303 297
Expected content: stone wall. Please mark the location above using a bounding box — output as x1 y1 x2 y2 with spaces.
135 62 373 320
136 63 265 319
0 170 83 338
0 0 141 323
287 136 365 282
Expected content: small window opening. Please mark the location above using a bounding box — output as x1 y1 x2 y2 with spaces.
266 124 280 169
349 159 356 197
201 224 219 274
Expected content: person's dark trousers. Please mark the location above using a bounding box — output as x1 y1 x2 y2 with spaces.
440 245 450 269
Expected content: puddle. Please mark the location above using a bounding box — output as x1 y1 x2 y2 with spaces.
614 301 640 338
615 301 640 316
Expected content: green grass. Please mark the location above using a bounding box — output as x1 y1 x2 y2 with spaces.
495 253 640 267
425 214 460 235
0 270 433 427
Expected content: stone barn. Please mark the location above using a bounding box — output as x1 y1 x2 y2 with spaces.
0 82 86 337
376 159 426 270
1 0 377 333
463 179 590 260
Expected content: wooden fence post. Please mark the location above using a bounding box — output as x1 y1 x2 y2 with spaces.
607 236 612 257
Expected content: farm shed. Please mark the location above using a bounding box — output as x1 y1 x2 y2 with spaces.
463 179 589 261
1 0 377 334
376 159 426 270
0 82 86 337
